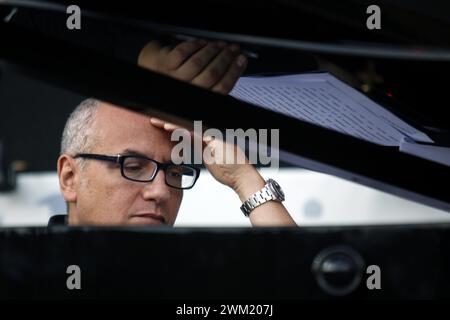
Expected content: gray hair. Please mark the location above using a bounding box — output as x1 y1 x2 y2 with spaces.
61 98 100 156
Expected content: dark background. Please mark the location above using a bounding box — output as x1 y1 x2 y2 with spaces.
0 68 84 172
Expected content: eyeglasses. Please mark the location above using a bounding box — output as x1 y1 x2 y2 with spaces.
74 153 200 190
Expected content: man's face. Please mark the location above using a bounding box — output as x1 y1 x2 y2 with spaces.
69 102 183 226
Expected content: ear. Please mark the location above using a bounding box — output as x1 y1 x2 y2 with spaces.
57 155 78 203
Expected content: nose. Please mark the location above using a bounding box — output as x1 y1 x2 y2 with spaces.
141 169 171 202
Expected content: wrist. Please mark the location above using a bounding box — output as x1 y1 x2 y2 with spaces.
232 165 266 202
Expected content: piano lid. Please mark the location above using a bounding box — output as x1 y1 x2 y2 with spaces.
0 1 449 211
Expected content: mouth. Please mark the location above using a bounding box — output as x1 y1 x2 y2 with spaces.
129 213 166 225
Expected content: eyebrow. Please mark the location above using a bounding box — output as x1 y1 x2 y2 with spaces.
120 149 172 164
120 149 149 158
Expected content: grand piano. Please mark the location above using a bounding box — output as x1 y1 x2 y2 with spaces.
0 0 450 300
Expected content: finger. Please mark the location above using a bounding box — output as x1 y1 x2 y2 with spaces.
137 41 164 70
167 124 198 147
212 54 247 94
191 44 240 89
163 122 183 131
203 135 214 144
149 117 166 129
150 117 185 133
174 41 226 82
164 39 207 70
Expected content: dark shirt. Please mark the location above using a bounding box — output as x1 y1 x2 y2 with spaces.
48 214 67 226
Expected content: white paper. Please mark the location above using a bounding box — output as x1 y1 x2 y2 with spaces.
230 72 433 146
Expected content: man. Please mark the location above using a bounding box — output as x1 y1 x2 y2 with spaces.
55 39 297 227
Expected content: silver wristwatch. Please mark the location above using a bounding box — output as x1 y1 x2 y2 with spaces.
240 178 285 217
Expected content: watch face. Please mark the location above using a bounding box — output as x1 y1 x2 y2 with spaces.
269 179 285 201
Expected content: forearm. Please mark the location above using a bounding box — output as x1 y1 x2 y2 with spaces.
233 166 298 227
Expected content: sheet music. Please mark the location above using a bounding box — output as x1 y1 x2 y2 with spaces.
230 72 433 147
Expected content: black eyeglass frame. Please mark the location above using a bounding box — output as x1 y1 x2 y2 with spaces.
74 153 200 190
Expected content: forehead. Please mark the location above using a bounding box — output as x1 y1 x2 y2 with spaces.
92 102 175 161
